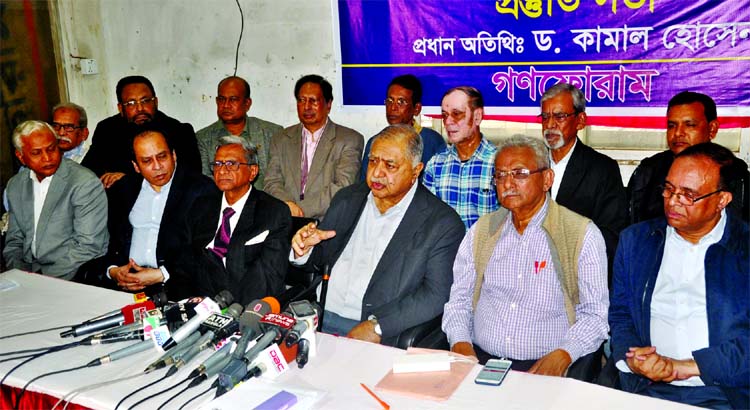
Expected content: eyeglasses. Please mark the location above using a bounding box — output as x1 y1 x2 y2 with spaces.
216 96 244 105
296 97 323 107
660 183 723 206
211 160 254 171
50 122 83 133
494 167 548 182
537 112 577 123
121 97 157 108
384 97 410 108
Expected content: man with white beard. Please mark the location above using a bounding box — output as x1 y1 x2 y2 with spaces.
539 83 627 280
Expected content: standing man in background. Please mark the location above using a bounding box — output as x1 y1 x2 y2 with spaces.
265 74 363 220
196 76 282 190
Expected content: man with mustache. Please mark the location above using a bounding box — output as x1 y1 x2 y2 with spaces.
81 75 201 189
4 120 108 280
195 76 282 190
100 129 217 298
291 125 464 346
611 142 748 409
627 91 749 223
265 74 364 220
443 135 609 381
540 83 627 278
50 102 89 163
423 86 499 229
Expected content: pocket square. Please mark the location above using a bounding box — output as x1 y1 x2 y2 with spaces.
244 230 269 246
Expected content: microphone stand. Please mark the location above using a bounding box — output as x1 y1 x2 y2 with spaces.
317 264 330 332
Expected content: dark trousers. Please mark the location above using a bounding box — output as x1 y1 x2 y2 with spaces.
474 343 603 382
640 383 732 410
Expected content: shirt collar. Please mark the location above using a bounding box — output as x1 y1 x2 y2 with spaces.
222 185 253 212
502 194 550 232
302 118 329 142
549 138 577 166
447 134 489 160
63 144 85 159
29 169 54 185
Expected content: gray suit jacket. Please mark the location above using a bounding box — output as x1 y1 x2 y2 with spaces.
304 182 465 346
4 159 109 279
264 119 363 220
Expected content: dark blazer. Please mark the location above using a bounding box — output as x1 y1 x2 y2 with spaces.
177 187 292 306
556 139 628 275
81 111 201 178
103 165 218 297
609 214 749 409
304 182 465 346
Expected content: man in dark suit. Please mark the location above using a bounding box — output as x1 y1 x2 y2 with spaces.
265 74 364 220
540 83 628 275
103 129 217 299
177 136 292 306
81 75 201 189
291 125 465 347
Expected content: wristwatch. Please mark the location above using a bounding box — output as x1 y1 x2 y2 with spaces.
367 314 382 336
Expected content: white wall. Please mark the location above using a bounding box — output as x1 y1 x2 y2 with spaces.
55 0 387 140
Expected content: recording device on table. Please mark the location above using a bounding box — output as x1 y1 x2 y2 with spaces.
474 358 512 386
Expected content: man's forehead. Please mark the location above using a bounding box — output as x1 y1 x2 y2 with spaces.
497 147 535 165
667 102 707 120
24 130 56 145
442 91 469 108
121 83 153 97
667 157 718 188
53 107 80 121
215 144 244 158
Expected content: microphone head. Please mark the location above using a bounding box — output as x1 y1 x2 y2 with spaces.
150 291 169 308
262 297 281 314
214 290 234 309
225 303 244 319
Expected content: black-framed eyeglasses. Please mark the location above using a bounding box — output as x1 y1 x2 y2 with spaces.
121 97 157 108
50 122 83 133
537 112 577 123
494 167 548 183
211 160 254 171
660 183 723 206
384 97 410 108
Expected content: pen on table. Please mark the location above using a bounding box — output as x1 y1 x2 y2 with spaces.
360 383 390 410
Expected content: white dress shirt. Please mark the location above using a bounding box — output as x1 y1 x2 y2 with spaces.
128 176 174 279
207 186 252 266
292 182 418 321
549 138 576 200
31 172 54 257
617 210 726 386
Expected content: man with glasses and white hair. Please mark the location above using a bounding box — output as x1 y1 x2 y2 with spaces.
82 75 201 188
443 135 609 381
539 83 627 279
50 102 90 163
4 120 108 280
176 136 291 305
610 142 748 409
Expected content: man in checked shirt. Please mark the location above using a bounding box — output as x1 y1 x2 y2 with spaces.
442 135 609 381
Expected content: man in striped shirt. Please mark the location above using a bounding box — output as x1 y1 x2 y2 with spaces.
442 135 609 381
423 87 499 229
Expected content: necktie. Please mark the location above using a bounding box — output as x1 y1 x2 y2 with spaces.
210 207 236 259
300 135 308 201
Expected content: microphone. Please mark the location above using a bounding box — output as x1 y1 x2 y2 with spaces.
296 338 310 368
144 330 202 373
160 290 233 351
245 313 296 363
60 300 156 338
318 264 331 331
284 300 319 347
232 297 281 361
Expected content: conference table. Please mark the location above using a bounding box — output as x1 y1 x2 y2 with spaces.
0 269 697 410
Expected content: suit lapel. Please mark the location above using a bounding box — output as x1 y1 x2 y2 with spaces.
306 121 335 187
35 160 70 243
229 188 258 250
288 125 303 196
556 139 585 204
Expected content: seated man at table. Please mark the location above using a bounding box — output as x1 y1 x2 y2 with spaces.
442 135 609 381
4 120 108 280
103 129 217 298
291 124 465 346
610 142 748 409
176 136 292 305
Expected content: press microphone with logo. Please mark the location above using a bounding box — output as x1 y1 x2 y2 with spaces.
160 290 233 351
60 300 156 338
284 300 319 347
231 297 281 360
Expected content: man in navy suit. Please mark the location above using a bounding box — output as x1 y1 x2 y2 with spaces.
103 129 217 298
291 124 464 346
177 136 292 306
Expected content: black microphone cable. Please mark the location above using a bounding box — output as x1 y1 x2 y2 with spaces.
127 375 193 410
13 362 93 410
178 382 217 410
0 324 75 340
157 380 212 410
0 340 79 356
0 340 82 386
114 372 170 410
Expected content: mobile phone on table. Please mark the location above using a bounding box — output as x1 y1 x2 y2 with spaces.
474 358 512 386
